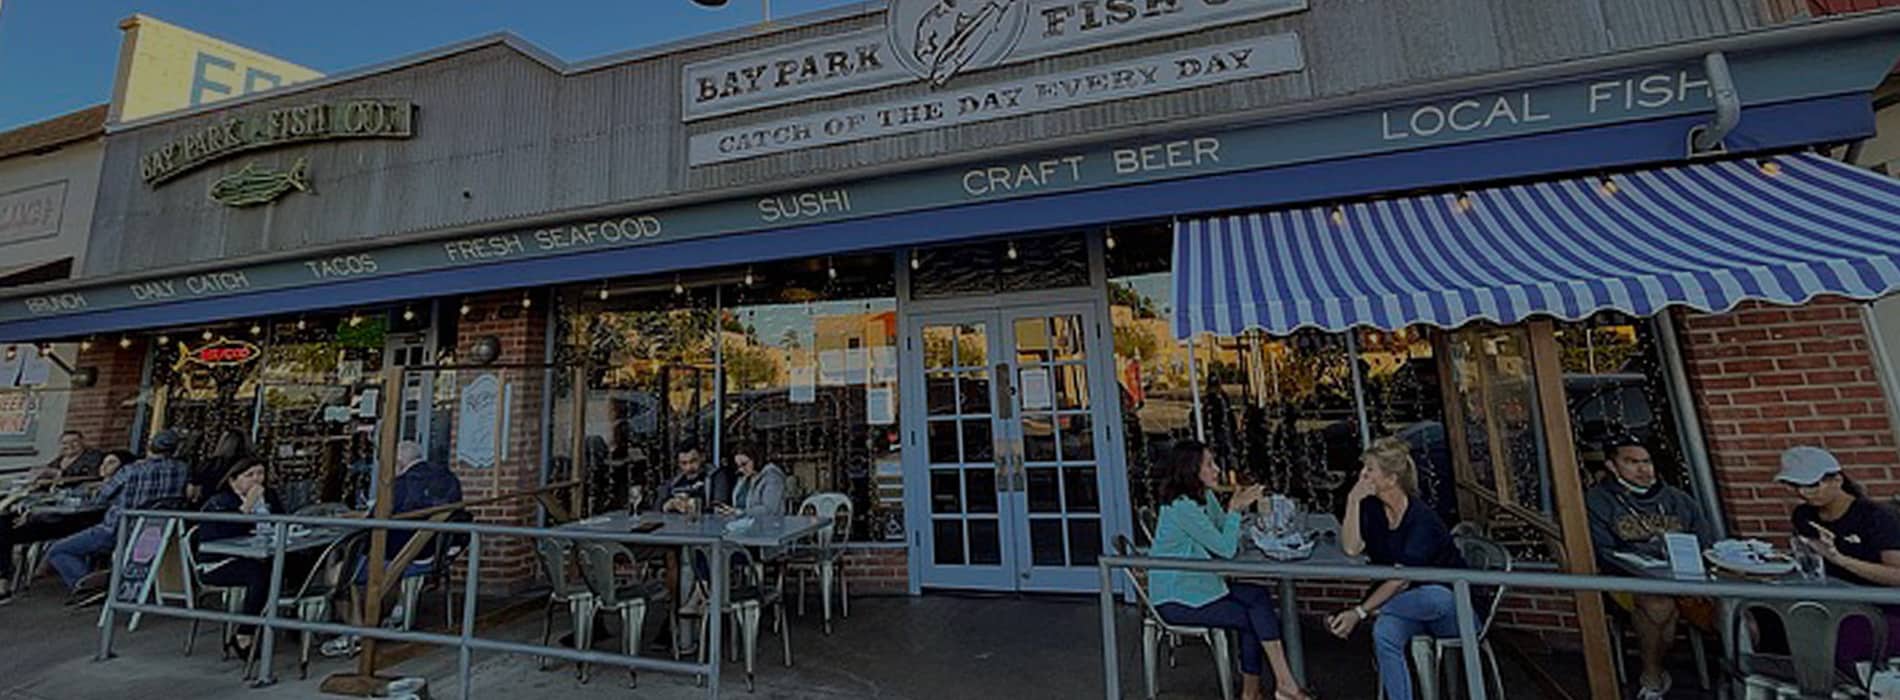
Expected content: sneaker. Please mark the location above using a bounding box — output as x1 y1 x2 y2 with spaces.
70 590 107 609
0 588 14 606
383 605 406 629
320 635 361 658
1636 671 1673 700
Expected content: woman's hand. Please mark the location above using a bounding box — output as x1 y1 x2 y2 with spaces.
1347 471 1378 502
1325 608 1363 639
715 504 738 516
1227 485 1266 513
1808 524 1845 564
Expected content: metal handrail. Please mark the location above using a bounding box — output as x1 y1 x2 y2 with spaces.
98 508 748 699
1097 554 1900 700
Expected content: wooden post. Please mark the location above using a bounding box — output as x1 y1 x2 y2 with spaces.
1527 320 1618 700
322 366 407 695
567 364 588 519
1432 333 1481 521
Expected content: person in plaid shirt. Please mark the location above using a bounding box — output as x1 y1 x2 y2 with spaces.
46 430 188 601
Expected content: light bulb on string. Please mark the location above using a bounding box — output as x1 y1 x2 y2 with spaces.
201 329 214 341
909 252 921 270
1105 233 1117 251
3 346 14 362
402 307 415 322
826 257 837 279
1758 158 1782 177
459 301 471 317
349 312 363 327
1455 193 1473 213
1330 206 1346 226
673 277 685 295
598 282 611 301
80 337 94 352
249 323 263 337
1598 175 1619 196
119 337 133 350
743 268 754 287
157 334 170 346
520 292 533 309
296 317 308 331
1006 242 1019 260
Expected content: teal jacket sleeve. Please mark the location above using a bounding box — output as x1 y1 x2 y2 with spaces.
1174 494 1242 559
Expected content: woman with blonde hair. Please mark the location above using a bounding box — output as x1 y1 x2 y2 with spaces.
1327 437 1468 700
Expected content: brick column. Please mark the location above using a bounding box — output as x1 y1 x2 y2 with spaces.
446 291 550 592
1677 297 1900 539
64 338 149 452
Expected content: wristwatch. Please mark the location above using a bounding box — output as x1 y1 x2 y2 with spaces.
1354 605 1371 620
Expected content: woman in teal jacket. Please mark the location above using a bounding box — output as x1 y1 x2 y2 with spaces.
1150 440 1310 700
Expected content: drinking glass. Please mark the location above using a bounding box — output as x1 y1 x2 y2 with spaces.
1792 537 1826 582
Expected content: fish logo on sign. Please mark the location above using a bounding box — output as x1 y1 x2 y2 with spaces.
207 157 311 207
889 0 1029 86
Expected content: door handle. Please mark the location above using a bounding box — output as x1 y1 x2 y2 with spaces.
994 363 1014 420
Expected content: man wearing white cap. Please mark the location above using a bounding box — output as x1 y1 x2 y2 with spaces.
1777 445 1900 666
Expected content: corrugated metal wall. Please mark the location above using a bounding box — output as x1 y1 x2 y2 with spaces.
87 0 1774 278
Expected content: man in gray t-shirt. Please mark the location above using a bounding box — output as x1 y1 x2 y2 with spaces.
1585 438 1715 700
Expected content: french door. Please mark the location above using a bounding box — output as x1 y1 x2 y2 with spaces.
904 303 1115 592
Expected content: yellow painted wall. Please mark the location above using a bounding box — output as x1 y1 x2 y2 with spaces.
110 14 322 123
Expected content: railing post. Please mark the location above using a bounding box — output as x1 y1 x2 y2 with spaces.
706 540 725 700
1099 561 1120 700
458 535 482 700
95 514 131 661
1453 580 1486 700
252 520 290 686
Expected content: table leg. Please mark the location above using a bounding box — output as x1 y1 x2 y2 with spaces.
1281 576 1305 688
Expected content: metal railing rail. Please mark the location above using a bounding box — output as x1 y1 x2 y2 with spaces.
1097 554 1900 700
98 508 744 699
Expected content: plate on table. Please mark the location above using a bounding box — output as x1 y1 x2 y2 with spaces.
1251 531 1315 561
1704 540 1797 576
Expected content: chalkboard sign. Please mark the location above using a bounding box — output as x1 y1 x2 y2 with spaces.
113 517 174 606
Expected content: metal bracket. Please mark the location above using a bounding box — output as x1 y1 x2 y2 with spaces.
1689 51 1739 157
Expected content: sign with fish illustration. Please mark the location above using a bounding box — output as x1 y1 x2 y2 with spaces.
139 99 413 186
208 157 310 207
681 0 1308 121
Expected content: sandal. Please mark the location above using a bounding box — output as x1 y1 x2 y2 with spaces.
1274 689 1315 700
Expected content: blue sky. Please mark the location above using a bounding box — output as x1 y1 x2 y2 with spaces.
0 0 867 130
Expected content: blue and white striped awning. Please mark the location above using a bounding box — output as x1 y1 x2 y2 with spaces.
1172 153 1900 338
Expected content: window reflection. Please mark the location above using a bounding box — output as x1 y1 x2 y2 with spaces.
1555 315 1690 491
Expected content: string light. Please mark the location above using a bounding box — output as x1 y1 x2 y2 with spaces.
1455 193 1473 213
598 282 611 301
349 312 363 327
459 301 472 317
1330 206 1346 226
201 329 214 341
1758 158 1782 177
743 267 755 287
827 259 838 279
1005 242 1019 260
1105 233 1117 251
296 317 308 331
520 291 533 309
402 307 415 322
1598 175 1619 196
249 323 263 337
119 337 133 350
80 337 94 352
3 346 14 362
909 252 921 270
157 334 170 346
673 277 685 295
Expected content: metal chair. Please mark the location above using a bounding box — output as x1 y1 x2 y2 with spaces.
575 541 670 687
1606 598 1714 691
396 508 472 632
1735 600 1887 699
1377 532 1511 700
1114 535 1236 700
697 552 792 692
177 525 247 659
532 537 596 676
271 529 368 680
785 493 852 634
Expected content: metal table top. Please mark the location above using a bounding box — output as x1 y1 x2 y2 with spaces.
559 511 827 548
199 527 349 559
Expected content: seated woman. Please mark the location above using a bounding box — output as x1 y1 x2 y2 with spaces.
1149 440 1310 700
716 443 787 518
1776 446 1900 665
197 458 285 660
1327 437 1467 700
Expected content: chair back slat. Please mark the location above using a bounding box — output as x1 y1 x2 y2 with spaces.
799 493 853 548
1112 535 1168 619
1740 599 1887 694
535 537 588 599
1451 533 1513 637
575 541 630 606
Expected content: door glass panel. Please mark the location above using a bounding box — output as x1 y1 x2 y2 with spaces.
965 470 999 513
968 519 1002 565
958 370 991 415
1060 414 1095 461
955 324 988 367
1050 316 1085 361
1023 415 1057 462
1015 317 1051 364
1064 467 1099 512
933 520 965 565
1068 518 1102 566
961 420 994 462
1030 519 1066 566
930 470 962 513
1026 467 1061 513
1053 364 1089 410
927 421 961 464
926 370 958 415
923 326 957 369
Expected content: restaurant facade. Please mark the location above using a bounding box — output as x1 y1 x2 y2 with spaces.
5 0 1900 692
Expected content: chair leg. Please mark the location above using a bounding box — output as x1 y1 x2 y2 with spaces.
400 578 421 631
1408 637 1439 700
538 599 557 670
797 571 807 617
778 604 792 669
576 600 594 683
1482 641 1506 700
1141 621 1160 700
740 604 760 692
819 563 834 635
1208 631 1234 700
624 603 646 688
1690 628 1712 691
837 566 848 620
186 616 200 657
1608 618 1627 687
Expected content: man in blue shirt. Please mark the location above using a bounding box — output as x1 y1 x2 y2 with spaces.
48 430 188 604
323 441 464 657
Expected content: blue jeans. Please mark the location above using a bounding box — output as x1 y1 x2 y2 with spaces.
1155 582 1283 676
48 524 117 590
1373 585 1460 700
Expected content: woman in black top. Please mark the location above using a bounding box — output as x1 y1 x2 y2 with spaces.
1776 446 1900 666
1327 438 1467 700
198 459 284 659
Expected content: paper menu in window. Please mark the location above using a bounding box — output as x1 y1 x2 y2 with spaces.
872 346 897 383
818 350 846 386
1019 367 1053 411
844 348 868 384
789 367 816 404
866 386 895 426
1663 532 1707 580
16 350 50 387
0 348 21 388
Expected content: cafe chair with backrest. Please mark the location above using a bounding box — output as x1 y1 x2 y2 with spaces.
575 540 671 687
697 549 792 693
268 529 368 680
177 525 248 659
786 493 852 634
1377 529 1511 700
1606 597 1714 691
399 508 473 632
1734 600 1887 699
1114 535 1235 700
532 537 595 676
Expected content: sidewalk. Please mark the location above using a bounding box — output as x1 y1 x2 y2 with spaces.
0 581 1623 700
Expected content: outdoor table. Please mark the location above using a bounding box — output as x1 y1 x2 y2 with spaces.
560 511 826 549
199 526 349 559
1230 512 1365 688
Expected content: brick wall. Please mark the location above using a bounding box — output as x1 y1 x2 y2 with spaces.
63 338 148 452
840 545 908 595
446 291 551 594
1677 297 1900 540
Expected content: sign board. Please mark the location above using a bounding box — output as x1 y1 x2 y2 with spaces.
2 36 1896 330
139 99 415 186
113 516 176 606
184 337 260 366
111 14 323 123
681 0 1309 121
455 373 500 469
0 182 67 247
0 391 36 437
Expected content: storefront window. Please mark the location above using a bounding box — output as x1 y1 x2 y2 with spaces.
1445 325 1552 514
1555 314 1690 490
1356 328 1457 524
255 314 394 511
1107 223 1195 527
911 231 1090 300
146 327 266 495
